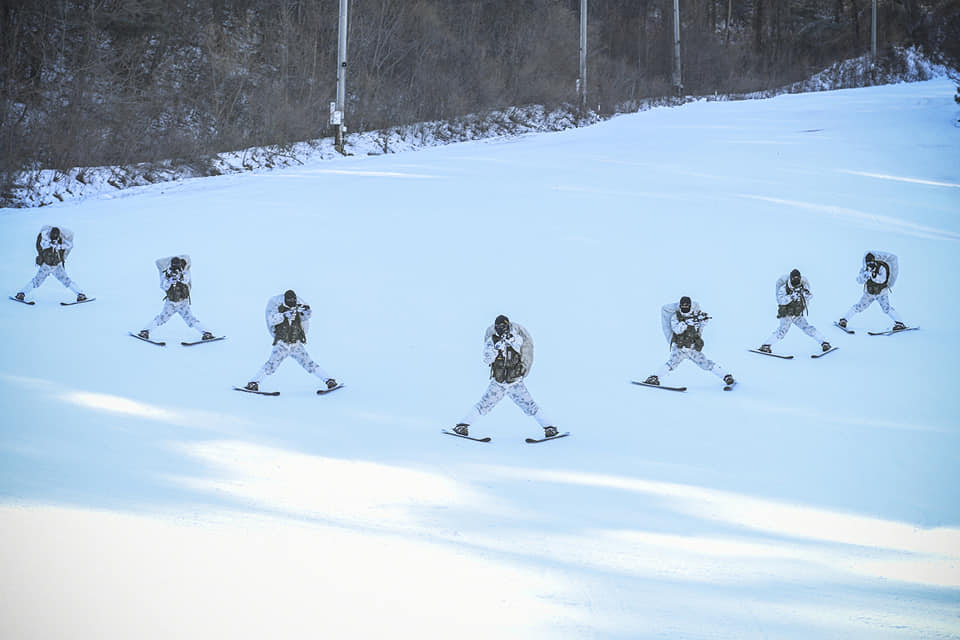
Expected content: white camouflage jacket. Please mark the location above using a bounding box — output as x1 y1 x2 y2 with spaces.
482 322 534 378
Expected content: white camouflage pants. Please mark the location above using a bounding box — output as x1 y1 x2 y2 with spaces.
843 291 903 324
144 300 209 334
460 379 553 427
764 315 826 346
20 265 82 295
655 346 728 380
251 342 330 384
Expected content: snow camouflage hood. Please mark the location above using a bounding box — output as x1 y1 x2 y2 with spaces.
265 292 310 337
660 300 701 344
865 250 899 289
484 322 534 376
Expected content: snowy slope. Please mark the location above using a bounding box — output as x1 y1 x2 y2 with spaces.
1 79 959 639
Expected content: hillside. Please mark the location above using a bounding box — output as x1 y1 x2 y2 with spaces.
1 78 959 639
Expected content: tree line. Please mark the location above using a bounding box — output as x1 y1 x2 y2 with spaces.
1 0 957 190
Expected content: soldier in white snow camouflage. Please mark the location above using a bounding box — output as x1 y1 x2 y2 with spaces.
758 269 831 354
15 225 87 303
137 255 215 342
243 290 338 392
643 296 735 388
452 315 558 439
837 251 907 331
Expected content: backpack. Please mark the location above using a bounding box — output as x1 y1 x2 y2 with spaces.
865 251 898 294
155 255 192 303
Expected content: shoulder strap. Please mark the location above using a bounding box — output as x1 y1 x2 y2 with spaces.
875 260 891 286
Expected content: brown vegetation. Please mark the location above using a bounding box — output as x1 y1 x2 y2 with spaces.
1 0 957 199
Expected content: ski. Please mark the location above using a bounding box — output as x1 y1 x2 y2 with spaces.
316 383 345 395
811 346 839 358
9 296 35 305
442 429 491 442
834 321 855 334
868 326 919 336
61 297 96 306
631 381 687 391
723 381 737 391
181 336 226 346
233 386 280 396
129 332 166 346
748 349 794 359
525 432 570 444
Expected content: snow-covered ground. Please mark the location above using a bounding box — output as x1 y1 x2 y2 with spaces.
1 78 959 639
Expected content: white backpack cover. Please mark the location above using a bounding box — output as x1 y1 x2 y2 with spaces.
484 322 534 376
154 255 191 288
265 293 310 338
660 301 701 344
39 225 74 260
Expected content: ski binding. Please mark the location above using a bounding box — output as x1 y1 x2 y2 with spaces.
526 432 570 444
129 331 166 346
233 386 280 396
834 321 855 334
442 429 491 442
631 380 686 391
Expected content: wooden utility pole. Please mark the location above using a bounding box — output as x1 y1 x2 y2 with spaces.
672 0 682 96
334 0 349 154
871 0 877 58
579 0 587 113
